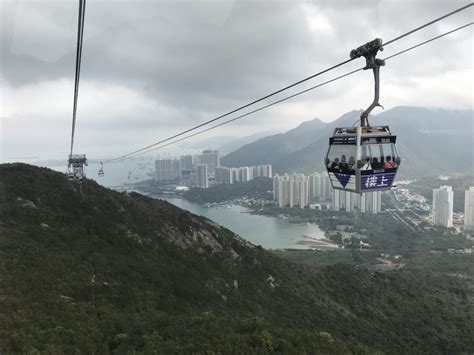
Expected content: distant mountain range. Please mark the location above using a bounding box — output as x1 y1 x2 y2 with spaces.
221 106 473 178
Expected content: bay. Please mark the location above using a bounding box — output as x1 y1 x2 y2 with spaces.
161 197 337 250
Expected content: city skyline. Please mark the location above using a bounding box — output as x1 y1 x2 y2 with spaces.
273 172 381 213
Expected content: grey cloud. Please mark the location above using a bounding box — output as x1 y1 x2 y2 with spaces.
1 0 472 160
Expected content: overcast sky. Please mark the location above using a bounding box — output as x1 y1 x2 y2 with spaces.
0 0 472 161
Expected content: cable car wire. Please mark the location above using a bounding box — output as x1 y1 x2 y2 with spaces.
383 2 473 47
116 21 473 160
103 3 473 164
383 21 473 61
118 68 365 159
69 0 86 156
103 57 357 163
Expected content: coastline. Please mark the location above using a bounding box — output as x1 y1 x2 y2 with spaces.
149 193 339 250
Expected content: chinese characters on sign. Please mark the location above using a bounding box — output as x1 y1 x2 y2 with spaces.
360 173 395 191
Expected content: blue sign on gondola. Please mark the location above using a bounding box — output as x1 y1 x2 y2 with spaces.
334 172 351 187
360 172 395 191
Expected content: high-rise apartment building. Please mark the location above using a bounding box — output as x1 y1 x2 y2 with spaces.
289 179 298 207
464 186 474 228
215 166 233 184
195 150 220 174
276 177 285 208
196 165 209 188
231 168 239 183
180 155 194 171
432 186 453 227
298 176 309 209
274 172 381 213
259 165 272 178
239 166 250 182
360 191 382 214
332 189 341 211
331 190 381 213
216 164 272 184
273 173 310 209
308 173 332 202
155 158 181 181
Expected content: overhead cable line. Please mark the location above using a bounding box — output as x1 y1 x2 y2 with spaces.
383 2 473 46
118 22 473 160
383 21 473 61
69 0 86 156
103 57 356 163
104 3 473 164
117 68 365 159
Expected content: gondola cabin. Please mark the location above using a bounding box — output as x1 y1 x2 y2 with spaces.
325 125 400 193
98 162 104 177
68 154 88 181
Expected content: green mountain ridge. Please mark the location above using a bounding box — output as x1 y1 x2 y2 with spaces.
221 106 473 177
0 164 472 353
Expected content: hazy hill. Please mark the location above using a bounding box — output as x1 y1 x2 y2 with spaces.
218 130 281 154
220 116 327 169
221 106 473 177
179 130 280 154
0 164 472 353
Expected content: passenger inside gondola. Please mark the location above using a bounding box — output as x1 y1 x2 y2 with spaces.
361 157 372 170
371 157 382 170
340 155 348 170
348 156 355 170
384 155 397 169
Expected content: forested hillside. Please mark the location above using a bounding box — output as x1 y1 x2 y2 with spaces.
0 164 472 353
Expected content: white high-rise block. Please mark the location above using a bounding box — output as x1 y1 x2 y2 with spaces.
433 186 453 227
196 165 208 188
155 158 181 181
464 187 474 228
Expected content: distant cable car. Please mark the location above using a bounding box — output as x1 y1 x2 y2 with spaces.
67 154 88 181
98 162 104 177
325 38 400 194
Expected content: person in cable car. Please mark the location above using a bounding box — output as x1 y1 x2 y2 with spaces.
384 156 397 169
348 156 355 171
371 157 382 170
330 158 340 169
340 155 348 170
361 158 372 170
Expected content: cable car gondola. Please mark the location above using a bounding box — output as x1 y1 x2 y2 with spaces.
67 154 88 181
325 38 400 194
98 162 104 177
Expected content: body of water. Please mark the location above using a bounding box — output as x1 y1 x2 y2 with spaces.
160 197 337 250
45 161 336 250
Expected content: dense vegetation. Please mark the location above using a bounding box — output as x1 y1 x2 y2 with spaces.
183 177 272 203
1 164 473 353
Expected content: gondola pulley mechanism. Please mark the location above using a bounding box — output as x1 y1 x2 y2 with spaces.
325 38 400 194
